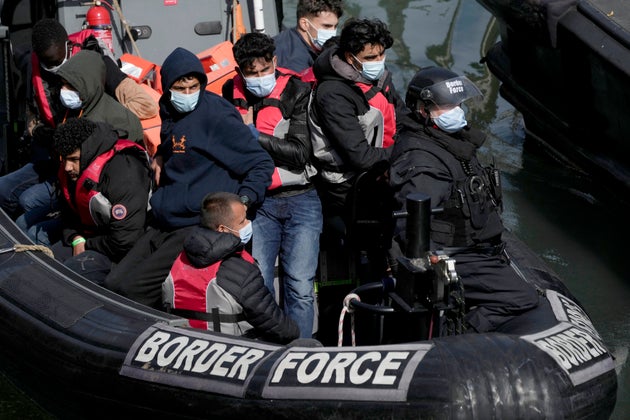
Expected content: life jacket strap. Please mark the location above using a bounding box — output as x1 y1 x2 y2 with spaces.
169 307 246 332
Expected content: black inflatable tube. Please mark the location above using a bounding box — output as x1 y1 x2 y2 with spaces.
0 210 617 418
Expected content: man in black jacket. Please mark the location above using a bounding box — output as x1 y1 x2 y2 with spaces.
309 18 409 221
222 33 321 338
389 67 540 333
163 192 299 344
53 117 151 285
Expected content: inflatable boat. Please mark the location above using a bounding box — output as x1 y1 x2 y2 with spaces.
0 200 617 418
0 1 617 417
476 0 630 198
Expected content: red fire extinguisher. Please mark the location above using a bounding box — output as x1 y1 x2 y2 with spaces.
85 1 114 54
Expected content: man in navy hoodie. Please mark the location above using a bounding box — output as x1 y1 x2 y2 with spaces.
105 47 274 309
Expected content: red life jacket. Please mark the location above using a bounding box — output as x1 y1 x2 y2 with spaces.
59 140 146 228
355 81 397 148
232 68 314 190
164 250 255 332
31 29 97 127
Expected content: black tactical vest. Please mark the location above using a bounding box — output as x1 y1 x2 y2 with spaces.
411 127 504 247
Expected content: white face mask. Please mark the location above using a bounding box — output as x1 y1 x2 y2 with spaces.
306 19 336 50
245 72 277 98
41 43 69 74
170 90 200 113
59 89 82 109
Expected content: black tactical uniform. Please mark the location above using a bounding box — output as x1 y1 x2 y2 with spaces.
390 67 540 332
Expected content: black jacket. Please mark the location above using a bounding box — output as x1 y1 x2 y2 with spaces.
183 226 300 344
390 117 504 249
222 72 312 172
311 46 409 171
60 122 151 262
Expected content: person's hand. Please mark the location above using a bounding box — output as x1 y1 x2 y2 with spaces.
242 106 254 126
151 155 163 186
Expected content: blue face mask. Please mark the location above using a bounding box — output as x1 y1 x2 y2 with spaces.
306 20 336 49
238 221 253 244
60 89 82 109
170 90 200 113
433 106 467 133
225 221 253 245
353 54 386 81
245 72 277 98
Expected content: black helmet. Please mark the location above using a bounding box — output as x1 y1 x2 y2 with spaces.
406 66 482 111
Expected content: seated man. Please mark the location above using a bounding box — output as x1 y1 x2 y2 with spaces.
0 18 156 220
17 50 146 245
389 67 540 332
52 118 151 285
163 192 299 344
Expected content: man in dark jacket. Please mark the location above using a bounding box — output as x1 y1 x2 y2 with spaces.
0 18 154 221
274 0 343 73
16 50 146 245
163 192 299 344
309 18 409 221
52 118 151 285
222 33 321 338
389 67 540 333
106 47 274 309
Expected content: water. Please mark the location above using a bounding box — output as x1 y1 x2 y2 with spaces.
2 0 629 417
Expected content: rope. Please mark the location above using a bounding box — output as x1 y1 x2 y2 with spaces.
110 0 142 57
338 293 360 347
13 244 54 259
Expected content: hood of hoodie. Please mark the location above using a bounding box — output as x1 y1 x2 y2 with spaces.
159 47 209 119
79 121 119 170
57 50 105 116
183 226 242 268
313 46 375 85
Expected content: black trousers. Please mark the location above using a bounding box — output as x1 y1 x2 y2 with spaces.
455 251 541 333
104 225 194 309
52 242 113 286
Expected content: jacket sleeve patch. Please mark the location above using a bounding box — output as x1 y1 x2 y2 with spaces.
111 204 128 220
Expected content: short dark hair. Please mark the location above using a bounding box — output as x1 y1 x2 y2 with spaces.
200 192 240 230
32 18 68 56
297 0 344 20
232 33 275 69
338 18 393 56
174 74 200 86
54 118 97 157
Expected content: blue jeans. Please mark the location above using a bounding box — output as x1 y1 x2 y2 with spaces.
16 209 62 245
15 180 60 245
19 179 57 212
252 188 323 338
0 163 40 215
